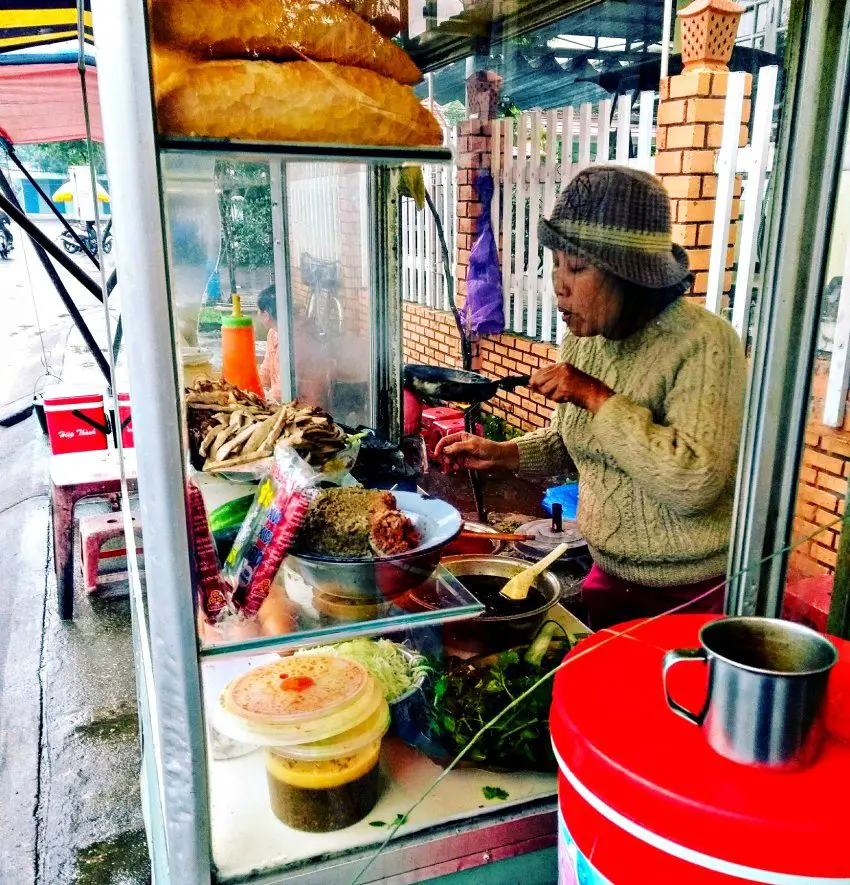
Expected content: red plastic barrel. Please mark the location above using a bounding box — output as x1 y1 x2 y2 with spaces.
551 615 850 884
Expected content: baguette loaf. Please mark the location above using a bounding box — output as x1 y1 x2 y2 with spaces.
151 0 420 85
157 60 442 147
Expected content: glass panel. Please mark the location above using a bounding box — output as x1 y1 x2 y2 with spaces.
783 121 850 631
201 605 588 881
287 164 373 428
198 565 484 658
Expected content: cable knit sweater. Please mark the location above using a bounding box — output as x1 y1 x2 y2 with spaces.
515 299 746 586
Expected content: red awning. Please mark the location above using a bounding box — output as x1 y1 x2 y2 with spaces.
0 62 101 144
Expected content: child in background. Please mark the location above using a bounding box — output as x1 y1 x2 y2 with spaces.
257 285 281 401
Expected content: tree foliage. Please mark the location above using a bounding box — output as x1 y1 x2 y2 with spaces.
14 140 106 175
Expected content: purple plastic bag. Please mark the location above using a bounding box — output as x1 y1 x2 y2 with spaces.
464 169 504 336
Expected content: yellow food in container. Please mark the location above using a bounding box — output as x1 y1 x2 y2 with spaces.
216 656 390 831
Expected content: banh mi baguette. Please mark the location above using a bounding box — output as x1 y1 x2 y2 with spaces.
157 60 443 147
150 43 199 100
150 0 420 85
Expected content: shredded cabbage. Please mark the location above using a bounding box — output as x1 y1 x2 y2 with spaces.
295 639 429 701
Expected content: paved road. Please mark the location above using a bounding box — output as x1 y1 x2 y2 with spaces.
0 219 148 885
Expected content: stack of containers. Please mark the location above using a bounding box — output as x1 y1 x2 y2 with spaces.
216 656 389 832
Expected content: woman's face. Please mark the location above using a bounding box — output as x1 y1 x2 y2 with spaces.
553 251 625 337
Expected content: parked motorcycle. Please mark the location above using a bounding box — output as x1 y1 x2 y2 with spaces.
0 211 13 260
60 218 113 256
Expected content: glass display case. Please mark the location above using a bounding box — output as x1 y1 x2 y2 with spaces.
89 2 606 883
86 0 850 880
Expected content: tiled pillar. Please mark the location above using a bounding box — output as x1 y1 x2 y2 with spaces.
654 69 751 302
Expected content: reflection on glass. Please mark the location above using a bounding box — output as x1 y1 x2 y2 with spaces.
287 164 373 429
784 122 850 630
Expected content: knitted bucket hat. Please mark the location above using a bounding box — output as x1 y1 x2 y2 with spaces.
538 165 691 289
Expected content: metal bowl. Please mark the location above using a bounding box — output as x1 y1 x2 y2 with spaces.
289 492 462 600
430 556 563 654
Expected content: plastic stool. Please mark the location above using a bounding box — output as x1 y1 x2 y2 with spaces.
80 510 143 594
430 417 484 469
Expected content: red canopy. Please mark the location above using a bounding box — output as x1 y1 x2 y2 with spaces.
0 62 101 144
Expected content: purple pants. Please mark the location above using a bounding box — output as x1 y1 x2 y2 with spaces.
580 563 725 631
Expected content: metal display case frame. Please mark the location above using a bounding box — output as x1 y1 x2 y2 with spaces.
91 2 565 883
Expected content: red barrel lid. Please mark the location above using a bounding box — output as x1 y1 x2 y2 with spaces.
551 615 850 880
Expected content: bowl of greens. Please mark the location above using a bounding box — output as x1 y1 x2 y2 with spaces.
423 622 569 772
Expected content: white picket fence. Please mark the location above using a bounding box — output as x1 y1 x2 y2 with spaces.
400 128 458 310
287 163 343 264
490 92 657 344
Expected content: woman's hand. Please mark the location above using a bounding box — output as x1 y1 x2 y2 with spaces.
530 363 613 413
433 432 520 473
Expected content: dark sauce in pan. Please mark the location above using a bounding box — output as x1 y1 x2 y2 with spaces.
460 575 546 616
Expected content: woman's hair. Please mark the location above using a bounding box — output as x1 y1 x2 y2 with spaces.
606 272 692 329
257 284 277 321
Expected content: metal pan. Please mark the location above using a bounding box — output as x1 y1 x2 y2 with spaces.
404 364 530 403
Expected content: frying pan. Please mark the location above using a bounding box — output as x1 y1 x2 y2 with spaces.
404 364 530 404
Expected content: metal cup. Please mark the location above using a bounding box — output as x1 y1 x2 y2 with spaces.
663 617 837 770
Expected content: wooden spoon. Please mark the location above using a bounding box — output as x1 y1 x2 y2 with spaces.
499 542 570 601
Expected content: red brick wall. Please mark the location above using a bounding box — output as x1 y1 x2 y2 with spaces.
790 360 850 578
478 336 556 432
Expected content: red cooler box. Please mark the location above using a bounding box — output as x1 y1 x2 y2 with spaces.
117 392 134 449
43 385 110 455
551 614 850 885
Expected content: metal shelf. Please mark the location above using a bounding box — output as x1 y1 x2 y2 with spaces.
158 136 453 165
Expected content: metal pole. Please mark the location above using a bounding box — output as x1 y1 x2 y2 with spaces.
0 169 112 383
91 0 211 880
726 0 850 616
660 0 674 80
269 160 295 401
0 188 105 302
2 140 100 266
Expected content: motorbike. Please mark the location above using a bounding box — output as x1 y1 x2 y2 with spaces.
60 218 113 256
0 212 13 260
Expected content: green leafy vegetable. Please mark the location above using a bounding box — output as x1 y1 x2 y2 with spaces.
368 813 408 828
482 786 509 801
425 627 568 771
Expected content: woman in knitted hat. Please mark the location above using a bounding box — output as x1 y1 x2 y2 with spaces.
435 165 746 630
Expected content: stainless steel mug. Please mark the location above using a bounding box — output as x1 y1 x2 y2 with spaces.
663 617 838 770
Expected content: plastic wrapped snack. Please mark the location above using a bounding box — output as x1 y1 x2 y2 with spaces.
222 448 313 618
186 481 230 624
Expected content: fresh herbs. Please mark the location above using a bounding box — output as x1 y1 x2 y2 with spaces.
426 626 567 771
482 786 509 801
369 813 408 828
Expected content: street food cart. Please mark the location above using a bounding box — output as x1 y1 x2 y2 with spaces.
88 0 850 882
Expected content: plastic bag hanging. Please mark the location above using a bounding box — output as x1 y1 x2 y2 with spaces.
463 169 504 337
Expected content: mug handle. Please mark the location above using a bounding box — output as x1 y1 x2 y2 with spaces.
662 648 708 726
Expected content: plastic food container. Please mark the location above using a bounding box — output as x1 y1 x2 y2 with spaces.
215 656 389 831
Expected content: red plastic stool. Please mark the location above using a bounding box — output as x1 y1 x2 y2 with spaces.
80 510 143 594
429 417 484 468
421 406 463 442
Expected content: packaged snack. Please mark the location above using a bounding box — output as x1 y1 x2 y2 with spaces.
186 481 230 623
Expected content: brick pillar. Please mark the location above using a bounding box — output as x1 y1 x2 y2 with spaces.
455 117 492 314
654 70 751 302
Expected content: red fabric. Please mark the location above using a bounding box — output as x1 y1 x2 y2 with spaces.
0 64 102 144
580 562 724 631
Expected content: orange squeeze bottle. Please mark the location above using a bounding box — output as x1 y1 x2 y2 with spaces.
221 295 264 397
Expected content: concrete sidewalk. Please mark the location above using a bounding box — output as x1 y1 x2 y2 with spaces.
0 220 149 884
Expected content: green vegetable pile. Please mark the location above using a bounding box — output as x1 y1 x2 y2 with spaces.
426 624 566 772
295 639 430 702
